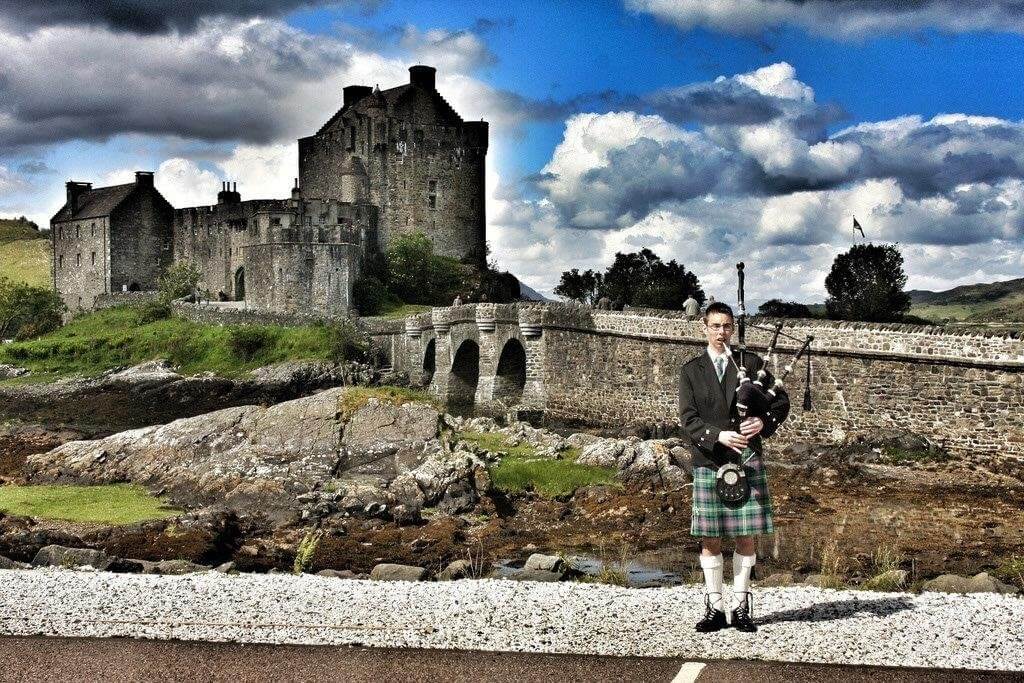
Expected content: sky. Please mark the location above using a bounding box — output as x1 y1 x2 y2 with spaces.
3 0 1024 304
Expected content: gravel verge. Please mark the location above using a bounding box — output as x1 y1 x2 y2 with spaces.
1 568 1021 671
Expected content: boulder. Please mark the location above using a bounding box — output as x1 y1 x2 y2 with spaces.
31 545 113 570
369 563 428 582
923 572 1018 595
437 559 473 581
510 569 564 582
151 559 209 575
523 553 564 572
758 571 798 587
0 553 30 570
342 399 440 453
0 364 28 379
861 569 908 591
577 440 625 468
317 569 358 579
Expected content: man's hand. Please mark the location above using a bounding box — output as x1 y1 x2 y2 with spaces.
717 430 748 454
739 417 764 438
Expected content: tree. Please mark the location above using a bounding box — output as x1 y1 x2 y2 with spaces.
556 248 704 310
825 243 911 322
554 268 602 305
158 261 202 304
0 276 65 340
385 232 471 305
758 299 812 318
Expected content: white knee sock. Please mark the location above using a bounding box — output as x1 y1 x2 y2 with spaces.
699 553 724 611
732 552 757 599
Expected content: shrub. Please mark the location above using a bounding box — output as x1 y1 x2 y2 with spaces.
0 276 65 340
325 319 369 363
352 276 391 316
158 262 202 304
386 233 471 305
227 325 274 361
133 300 172 324
293 529 324 575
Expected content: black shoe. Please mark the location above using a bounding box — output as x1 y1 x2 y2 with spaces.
695 593 728 633
730 592 757 632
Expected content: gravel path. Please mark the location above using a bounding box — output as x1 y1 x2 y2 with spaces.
1 568 1021 671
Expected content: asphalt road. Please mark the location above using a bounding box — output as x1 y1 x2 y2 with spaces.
0 636 1017 682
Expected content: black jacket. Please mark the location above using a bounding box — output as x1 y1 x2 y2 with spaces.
678 349 790 470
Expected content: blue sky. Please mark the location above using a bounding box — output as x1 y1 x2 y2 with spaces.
3 0 1024 302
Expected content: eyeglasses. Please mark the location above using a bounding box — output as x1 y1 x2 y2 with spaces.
705 323 734 331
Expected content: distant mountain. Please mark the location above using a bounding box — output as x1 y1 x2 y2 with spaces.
0 217 41 244
908 277 1024 323
518 281 549 302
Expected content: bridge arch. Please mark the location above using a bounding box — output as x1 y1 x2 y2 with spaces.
493 338 527 405
422 337 436 386
448 339 480 406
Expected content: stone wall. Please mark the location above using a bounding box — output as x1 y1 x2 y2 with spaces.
171 300 345 327
109 186 175 293
52 216 109 313
368 303 1024 457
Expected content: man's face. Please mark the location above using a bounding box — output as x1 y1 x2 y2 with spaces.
703 312 734 351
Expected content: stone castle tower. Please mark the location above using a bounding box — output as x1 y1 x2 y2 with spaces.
298 65 488 267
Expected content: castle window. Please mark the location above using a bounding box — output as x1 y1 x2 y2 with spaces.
399 128 407 142
349 127 356 149
271 217 281 227
76 226 80 239
428 179 438 209
414 129 424 143
58 255 63 269
76 253 81 267
91 252 95 265
91 223 95 237
207 224 212 236
305 216 312 226
59 226 64 239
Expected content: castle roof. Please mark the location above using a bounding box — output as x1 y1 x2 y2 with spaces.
315 82 464 137
51 183 135 223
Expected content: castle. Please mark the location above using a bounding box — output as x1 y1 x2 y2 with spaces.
50 65 488 316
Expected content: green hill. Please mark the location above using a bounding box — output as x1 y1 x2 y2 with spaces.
0 238 51 289
909 278 1024 323
0 217 41 244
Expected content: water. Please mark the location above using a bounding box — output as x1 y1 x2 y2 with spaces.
493 554 686 588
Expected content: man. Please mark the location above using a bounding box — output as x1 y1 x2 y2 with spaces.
682 294 700 320
678 302 790 633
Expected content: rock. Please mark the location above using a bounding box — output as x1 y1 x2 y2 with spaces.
437 559 473 581
577 440 625 468
107 558 150 573
0 364 28 379
669 446 694 474
31 545 113 570
923 572 1018 594
566 433 602 449
510 569 564 582
861 569 908 591
214 561 236 574
151 559 209 575
342 399 440 453
758 571 798 587
317 569 358 579
0 553 30 570
369 563 428 582
523 553 564 572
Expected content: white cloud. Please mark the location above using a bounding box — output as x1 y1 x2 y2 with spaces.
627 0 1024 39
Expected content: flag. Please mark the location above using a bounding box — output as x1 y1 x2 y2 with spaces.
853 216 865 238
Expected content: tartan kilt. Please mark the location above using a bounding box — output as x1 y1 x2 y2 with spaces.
691 450 775 538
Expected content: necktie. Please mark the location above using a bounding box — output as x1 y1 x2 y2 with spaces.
715 355 726 382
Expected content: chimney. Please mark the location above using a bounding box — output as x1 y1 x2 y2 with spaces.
217 180 240 205
134 171 154 188
291 177 302 202
343 85 372 108
65 181 92 213
409 65 436 90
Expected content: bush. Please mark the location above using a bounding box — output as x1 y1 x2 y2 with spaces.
133 300 171 324
825 243 911 322
353 276 392 316
227 326 274 361
0 276 65 340
158 262 202 304
386 232 471 305
325 319 369 363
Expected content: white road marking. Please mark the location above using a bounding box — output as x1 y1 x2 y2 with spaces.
672 661 707 682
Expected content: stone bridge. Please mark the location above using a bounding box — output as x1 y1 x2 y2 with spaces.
365 302 1024 459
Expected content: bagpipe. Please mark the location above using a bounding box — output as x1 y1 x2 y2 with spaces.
716 262 815 507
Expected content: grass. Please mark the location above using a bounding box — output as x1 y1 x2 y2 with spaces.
337 385 439 421
0 305 347 379
993 555 1024 592
459 430 619 498
0 483 180 524
573 541 633 587
0 238 51 288
861 541 908 591
0 219 41 244
880 446 951 465
293 528 324 575
816 537 847 589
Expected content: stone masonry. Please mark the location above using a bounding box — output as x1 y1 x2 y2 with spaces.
366 303 1024 458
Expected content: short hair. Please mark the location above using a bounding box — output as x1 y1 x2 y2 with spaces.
703 301 734 322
